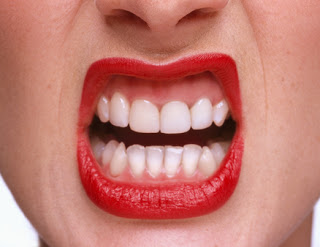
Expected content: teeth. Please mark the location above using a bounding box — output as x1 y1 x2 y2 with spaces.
91 137 106 163
191 98 213 130
210 142 230 164
198 147 218 177
129 100 160 133
146 146 164 178
102 140 119 166
109 142 128 177
212 99 229 127
160 101 191 134
110 92 130 128
182 144 202 177
97 93 231 133
97 96 110 123
96 141 228 178
127 145 146 177
164 146 183 177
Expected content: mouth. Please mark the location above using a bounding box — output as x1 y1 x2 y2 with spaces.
77 54 243 219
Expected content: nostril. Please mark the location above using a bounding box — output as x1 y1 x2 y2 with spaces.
177 8 216 25
105 9 149 29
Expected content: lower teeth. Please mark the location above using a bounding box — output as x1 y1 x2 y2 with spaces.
91 136 230 181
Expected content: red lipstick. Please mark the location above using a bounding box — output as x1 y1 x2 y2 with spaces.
77 54 243 219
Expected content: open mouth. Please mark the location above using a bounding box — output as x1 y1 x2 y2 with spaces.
77 54 243 219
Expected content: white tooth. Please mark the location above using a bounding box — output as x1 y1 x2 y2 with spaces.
110 142 128 177
102 140 119 166
160 101 191 134
146 146 164 178
97 96 110 123
198 147 217 177
182 144 202 177
210 142 230 164
110 92 130 127
129 100 160 133
191 98 213 130
212 99 229 127
164 146 183 177
127 145 146 177
91 137 105 163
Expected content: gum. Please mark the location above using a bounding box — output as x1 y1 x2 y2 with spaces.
102 71 225 108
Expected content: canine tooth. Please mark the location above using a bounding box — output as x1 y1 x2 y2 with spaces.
210 142 229 164
91 137 105 163
129 100 160 133
127 145 146 177
212 99 229 127
160 101 191 134
191 98 213 130
198 147 217 177
164 146 183 177
110 92 130 127
110 142 128 177
102 140 119 166
97 96 110 123
182 144 202 177
146 146 164 177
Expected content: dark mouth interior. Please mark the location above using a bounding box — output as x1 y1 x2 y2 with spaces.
89 116 236 147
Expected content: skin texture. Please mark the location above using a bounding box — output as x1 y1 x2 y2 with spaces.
0 0 319 246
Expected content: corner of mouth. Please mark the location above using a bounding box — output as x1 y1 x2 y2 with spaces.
77 53 244 219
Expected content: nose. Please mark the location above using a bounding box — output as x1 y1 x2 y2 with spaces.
95 0 229 33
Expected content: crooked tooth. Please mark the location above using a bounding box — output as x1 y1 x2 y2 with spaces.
129 100 160 133
164 146 183 177
212 99 229 127
160 101 191 134
182 144 202 177
191 98 213 130
198 147 217 177
109 142 128 177
110 92 130 128
102 140 119 166
210 142 230 164
127 145 146 177
146 146 164 178
97 96 110 123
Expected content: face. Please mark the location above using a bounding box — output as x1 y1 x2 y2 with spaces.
0 0 320 246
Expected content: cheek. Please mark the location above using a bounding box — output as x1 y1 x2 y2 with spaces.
242 0 320 232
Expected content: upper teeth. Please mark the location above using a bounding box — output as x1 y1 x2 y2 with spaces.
97 92 230 133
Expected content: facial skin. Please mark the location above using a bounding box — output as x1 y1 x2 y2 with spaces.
0 0 320 246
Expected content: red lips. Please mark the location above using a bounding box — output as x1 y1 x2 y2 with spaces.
77 54 243 219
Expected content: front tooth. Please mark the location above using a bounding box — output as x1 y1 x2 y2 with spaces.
198 147 217 177
191 98 213 130
210 142 230 164
110 92 130 128
164 146 183 177
127 145 146 177
109 142 128 177
160 101 191 134
102 140 119 166
146 146 164 178
212 99 229 127
97 96 110 123
129 100 160 133
182 144 202 177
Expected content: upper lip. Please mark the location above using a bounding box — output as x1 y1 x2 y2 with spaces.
77 53 244 219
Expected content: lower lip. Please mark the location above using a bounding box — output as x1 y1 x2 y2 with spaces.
77 54 244 219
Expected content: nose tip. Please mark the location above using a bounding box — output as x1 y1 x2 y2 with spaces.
95 0 229 32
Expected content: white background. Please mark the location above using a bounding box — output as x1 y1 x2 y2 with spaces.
0 175 319 247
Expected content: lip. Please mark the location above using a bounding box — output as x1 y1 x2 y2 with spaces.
77 53 244 219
